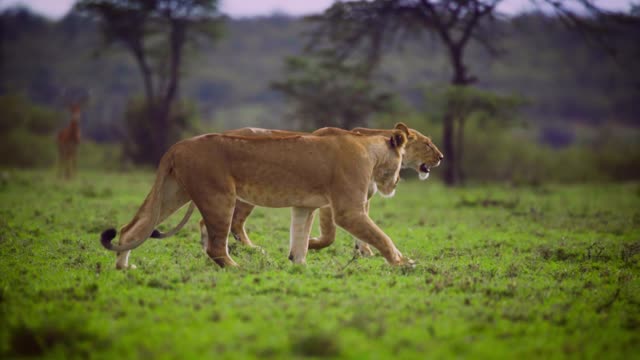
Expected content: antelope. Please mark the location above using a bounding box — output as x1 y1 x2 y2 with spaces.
57 104 81 179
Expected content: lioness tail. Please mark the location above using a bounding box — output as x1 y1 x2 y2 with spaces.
149 202 196 239
100 228 150 251
100 202 195 251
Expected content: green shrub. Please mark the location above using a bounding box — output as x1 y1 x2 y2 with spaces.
26 105 60 135
0 128 56 167
0 94 122 170
0 94 61 135
0 128 121 170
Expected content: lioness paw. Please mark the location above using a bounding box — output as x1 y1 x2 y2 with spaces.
402 258 416 267
211 256 239 268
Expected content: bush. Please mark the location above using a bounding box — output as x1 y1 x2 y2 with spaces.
0 94 61 134
0 94 122 170
27 105 60 135
0 128 56 167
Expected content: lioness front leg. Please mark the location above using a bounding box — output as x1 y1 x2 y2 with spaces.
354 200 374 257
333 209 411 266
289 207 315 264
306 205 374 257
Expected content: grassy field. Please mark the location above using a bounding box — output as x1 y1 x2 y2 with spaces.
1 169 639 359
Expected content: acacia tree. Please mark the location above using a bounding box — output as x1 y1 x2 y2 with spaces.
306 0 632 185
75 0 222 164
434 86 522 182
271 51 394 130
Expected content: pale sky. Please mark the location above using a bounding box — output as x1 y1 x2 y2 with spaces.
0 0 635 19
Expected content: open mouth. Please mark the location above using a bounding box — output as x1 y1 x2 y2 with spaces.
419 163 430 180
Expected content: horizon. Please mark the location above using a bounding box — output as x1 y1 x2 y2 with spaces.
0 0 635 19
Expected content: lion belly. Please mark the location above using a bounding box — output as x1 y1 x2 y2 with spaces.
229 153 331 208
235 183 328 208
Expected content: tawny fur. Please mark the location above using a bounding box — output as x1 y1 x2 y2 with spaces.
101 130 410 269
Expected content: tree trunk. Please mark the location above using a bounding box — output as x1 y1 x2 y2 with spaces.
442 111 456 185
151 20 186 165
165 20 185 108
442 43 474 186
132 47 154 107
128 44 165 164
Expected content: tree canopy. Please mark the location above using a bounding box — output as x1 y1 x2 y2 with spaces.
74 0 223 163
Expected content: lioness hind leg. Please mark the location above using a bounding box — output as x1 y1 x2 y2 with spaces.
230 200 256 246
196 195 238 268
115 176 189 269
200 200 255 247
308 206 336 250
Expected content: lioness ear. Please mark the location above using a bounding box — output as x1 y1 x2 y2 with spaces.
394 122 410 137
389 131 407 148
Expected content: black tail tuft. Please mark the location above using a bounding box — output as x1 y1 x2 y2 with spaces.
150 229 162 238
100 228 117 249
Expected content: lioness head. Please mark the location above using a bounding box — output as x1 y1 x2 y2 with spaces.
373 130 407 197
394 122 443 180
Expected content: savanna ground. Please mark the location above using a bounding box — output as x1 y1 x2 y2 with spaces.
0 169 639 359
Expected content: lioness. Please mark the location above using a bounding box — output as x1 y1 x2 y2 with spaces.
100 129 411 269
176 123 442 256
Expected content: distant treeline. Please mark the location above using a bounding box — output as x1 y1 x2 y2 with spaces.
1 7 639 141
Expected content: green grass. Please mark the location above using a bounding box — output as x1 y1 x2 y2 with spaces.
1 169 639 359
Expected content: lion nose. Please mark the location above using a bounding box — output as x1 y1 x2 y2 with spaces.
438 154 444 161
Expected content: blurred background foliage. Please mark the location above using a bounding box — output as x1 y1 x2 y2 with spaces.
0 94 121 169
271 51 395 131
120 97 203 164
0 2 639 183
